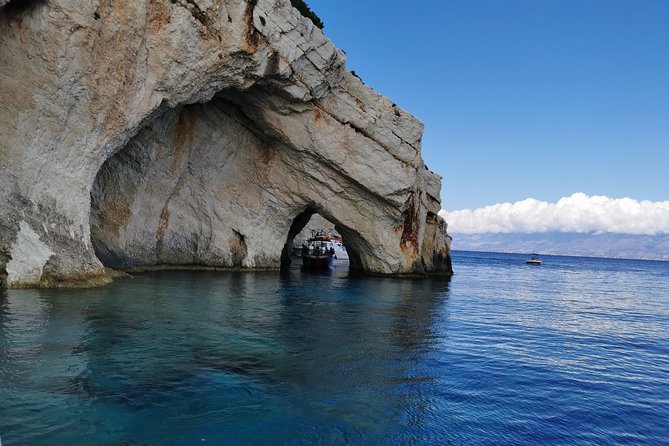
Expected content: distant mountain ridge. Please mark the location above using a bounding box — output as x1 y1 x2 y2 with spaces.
450 232 669 261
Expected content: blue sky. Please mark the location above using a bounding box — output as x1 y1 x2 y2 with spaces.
308 0 669 212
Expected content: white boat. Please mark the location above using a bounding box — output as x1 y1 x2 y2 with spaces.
526 254 542 265
301 236 336 270
332 240 348 261
293 233 348 261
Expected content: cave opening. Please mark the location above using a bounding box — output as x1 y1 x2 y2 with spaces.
280 207 364 272
88 92 377 275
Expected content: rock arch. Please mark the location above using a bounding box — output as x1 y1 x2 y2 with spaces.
0 0 452 288
281 206 365 271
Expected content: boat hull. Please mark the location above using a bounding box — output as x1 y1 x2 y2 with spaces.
302 254 335 270
293 245 349 261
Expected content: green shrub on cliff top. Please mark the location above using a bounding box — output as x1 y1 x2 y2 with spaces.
290 0 324 29
3 0 46 14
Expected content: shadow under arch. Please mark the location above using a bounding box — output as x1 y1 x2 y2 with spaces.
280 206 370 273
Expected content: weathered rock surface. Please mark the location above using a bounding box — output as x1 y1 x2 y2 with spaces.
0 0 451 289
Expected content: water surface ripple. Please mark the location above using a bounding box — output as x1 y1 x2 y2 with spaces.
1 251 668 445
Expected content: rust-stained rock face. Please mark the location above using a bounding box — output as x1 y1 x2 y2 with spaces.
0 0 452 288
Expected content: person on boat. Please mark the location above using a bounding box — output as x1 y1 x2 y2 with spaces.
301 244 308 266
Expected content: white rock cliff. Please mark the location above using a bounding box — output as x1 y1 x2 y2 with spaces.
0 0 452 288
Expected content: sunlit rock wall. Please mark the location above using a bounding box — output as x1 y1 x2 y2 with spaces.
0 0 451 288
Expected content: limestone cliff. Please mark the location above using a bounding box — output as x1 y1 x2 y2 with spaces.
0 0 452 288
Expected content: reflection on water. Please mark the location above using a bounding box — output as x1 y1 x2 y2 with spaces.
2 252 669 445
1 267 448 445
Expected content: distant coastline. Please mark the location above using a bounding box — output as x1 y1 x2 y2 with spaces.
451 250 669 264
450 232 669 262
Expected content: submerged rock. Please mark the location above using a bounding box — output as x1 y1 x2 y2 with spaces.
0 0 452 288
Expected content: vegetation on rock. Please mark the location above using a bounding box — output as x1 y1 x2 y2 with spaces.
2 0 45 14
290 0 324 29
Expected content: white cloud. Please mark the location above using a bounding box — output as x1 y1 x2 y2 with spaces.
439 193 669 235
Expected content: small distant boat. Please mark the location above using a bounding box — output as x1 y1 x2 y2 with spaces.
526 254 542 265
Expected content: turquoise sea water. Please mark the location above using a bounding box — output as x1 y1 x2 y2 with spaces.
1 251 668 445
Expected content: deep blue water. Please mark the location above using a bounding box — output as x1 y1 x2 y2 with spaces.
1 251 668 445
